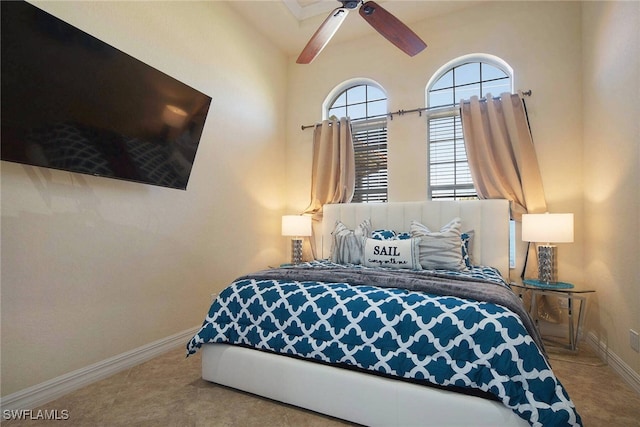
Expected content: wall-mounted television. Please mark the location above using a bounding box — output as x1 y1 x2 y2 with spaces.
1 1 212 190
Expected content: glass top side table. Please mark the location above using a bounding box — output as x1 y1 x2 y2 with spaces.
510 278 595 352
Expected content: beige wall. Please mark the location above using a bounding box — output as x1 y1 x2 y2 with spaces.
285 0 637 375
582 1 640 374
1 1 288 396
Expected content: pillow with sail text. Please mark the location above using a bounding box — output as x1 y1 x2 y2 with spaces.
363 237 421 270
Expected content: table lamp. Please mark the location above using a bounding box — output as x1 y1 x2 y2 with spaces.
522 213 574 283
282 215 312 264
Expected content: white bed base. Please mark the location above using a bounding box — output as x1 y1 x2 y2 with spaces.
202 200 527 426
202 344 527 426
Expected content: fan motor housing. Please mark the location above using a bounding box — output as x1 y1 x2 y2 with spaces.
341 1 360 9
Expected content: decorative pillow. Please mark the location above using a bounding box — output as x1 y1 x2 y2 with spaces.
330 219 371 264
410 218 467 271
461 230 475 268
371 229 412 240
371 229 397 240
362 237 422 270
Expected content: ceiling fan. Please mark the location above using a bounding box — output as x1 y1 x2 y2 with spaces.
296 0 427 64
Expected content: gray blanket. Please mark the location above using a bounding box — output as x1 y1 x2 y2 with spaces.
239 266 546 356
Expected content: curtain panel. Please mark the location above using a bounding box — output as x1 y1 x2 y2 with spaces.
303 117 355 257
460 92 547 220
460 93 562 322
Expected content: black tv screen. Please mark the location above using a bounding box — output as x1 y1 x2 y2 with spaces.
1 1 212 190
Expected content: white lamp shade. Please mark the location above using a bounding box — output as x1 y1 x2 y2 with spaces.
282 215 312 237
522 213 574 243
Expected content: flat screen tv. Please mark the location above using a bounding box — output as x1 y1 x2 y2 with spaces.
1 1 212 190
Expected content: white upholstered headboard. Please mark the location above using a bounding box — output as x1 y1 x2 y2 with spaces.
320 200 511 280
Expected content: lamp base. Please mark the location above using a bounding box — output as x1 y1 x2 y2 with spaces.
291 238 303 264
537 244 558 284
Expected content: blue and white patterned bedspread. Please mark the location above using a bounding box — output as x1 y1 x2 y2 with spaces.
187 261 581 427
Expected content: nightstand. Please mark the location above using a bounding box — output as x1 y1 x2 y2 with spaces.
510 279 595 352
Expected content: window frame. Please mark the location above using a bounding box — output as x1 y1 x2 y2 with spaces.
425 54 513 200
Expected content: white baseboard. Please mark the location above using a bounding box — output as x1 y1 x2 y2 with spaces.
0 326 199 411
586 331 640 395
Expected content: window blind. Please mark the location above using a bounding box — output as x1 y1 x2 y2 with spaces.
351 117 388 203
427 110 476 200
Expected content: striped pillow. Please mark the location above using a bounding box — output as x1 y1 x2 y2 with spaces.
410 218 467 271
330 219 371 265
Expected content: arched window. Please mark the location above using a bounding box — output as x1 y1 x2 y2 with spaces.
326 81 388 203
426 54 513 200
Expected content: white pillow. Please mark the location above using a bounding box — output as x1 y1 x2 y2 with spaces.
330 219 371 264
363 237 422 270
410 218 467 271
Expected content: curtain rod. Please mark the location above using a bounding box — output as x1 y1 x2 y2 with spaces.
301 90 532 130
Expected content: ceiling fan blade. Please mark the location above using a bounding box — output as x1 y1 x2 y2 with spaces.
297 7 349 64
359 1 427 57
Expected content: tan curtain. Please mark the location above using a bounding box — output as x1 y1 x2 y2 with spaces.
303 117 355 257
461 92 560 322
460 92 546 220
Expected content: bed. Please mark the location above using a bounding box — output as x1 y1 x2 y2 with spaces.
187 200 582 427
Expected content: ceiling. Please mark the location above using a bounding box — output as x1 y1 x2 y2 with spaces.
226 0 478 58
